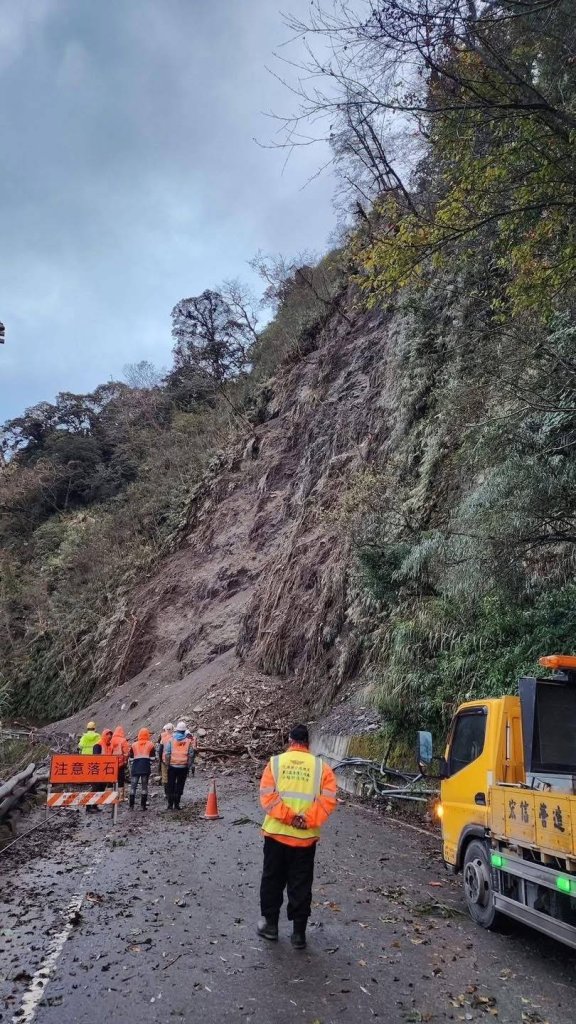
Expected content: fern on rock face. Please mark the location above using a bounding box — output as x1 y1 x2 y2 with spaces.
347 297 576 736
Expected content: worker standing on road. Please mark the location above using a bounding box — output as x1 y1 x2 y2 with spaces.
164 721 194 810
78 721 102 814
111 725 130 800
157 722 174 801
257 724 337 949
78 721 100 754
185 728 198 777
128 729 156 810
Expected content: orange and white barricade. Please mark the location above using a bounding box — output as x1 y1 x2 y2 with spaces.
47 754 120 824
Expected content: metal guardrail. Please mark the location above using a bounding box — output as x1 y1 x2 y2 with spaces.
332 756 439 803
0 763 38 826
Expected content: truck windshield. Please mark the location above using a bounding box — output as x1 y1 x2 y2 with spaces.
449 710 487 775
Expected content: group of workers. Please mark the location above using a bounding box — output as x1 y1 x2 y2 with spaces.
77 719 197 811
78 717 338 951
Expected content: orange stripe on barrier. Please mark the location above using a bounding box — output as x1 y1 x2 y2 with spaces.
47 791 120 807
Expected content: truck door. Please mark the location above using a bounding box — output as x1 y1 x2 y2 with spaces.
441 706 489 867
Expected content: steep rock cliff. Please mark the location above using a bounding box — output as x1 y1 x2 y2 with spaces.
56 304 391 744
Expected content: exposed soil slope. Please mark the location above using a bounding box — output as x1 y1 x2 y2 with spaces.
56 306 391 750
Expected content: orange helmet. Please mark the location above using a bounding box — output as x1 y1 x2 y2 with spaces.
137 728 151 741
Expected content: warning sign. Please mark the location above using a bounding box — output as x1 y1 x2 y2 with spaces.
49 754 119 785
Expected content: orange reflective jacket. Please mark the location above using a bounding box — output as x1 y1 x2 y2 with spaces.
99 730 113 756
160 730 172 762
131 740 155 759
111 727 130 766
168 738 192 767
260 743 338 847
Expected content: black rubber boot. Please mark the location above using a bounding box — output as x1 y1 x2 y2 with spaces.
257 917 279 941
129 794 135 809
174 800 181 810
141 795 147 810
291 922 307 949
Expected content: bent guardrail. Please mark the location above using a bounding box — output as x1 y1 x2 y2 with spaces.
0 763 38 829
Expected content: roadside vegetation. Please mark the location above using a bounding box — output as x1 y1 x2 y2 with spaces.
0 257 343 722
297 0 576 734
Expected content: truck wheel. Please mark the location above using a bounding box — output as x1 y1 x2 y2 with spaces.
462 840 500 929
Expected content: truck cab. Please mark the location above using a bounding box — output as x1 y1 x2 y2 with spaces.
440 695 523 868
421 655 576 948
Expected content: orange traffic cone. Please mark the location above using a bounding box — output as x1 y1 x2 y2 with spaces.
203 779 221 820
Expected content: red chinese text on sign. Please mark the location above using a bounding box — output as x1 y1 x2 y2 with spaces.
49 754 119 785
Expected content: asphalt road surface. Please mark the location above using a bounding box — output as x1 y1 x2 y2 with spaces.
1 774 575 1024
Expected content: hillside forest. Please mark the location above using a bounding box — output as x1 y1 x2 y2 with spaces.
1 0 575 743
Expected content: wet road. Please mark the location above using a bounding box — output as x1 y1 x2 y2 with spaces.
1 774 575 1023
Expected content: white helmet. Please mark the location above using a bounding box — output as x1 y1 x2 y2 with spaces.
176 720 187 732
164 722 174 731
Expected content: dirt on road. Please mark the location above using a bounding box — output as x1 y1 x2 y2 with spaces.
1 774 575 1024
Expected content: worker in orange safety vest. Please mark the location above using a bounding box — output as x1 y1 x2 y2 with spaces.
111 725 130 799
257 724 337 949
157 722 174 799
94 728 113 756
164 721 195 810
128 729 156 810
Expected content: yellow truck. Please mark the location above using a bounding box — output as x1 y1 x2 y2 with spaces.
417 655 576 948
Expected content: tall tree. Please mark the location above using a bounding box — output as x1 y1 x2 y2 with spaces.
275 0 576 313
171 286 257 384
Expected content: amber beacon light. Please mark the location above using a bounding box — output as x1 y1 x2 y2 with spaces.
539 654 576 671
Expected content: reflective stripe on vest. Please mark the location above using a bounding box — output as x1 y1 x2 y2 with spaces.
262 750 323 841
131 740 154 775
132 741 154 759
170 738 192 767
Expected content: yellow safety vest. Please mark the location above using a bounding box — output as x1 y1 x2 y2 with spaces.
262 750 323 842
78 730 100 755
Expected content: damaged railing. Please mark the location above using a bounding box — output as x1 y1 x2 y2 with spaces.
0 763 38 827
332 757 439 803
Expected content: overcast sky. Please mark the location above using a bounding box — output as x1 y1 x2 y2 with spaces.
0 0 337 422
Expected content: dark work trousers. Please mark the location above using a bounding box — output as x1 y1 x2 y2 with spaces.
167 766 188 808
130 773 149 798
260 836 317 929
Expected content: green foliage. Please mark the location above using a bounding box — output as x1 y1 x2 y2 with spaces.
349 2 576 319
250 251 346 377
374 586 576 732
348 296 576 739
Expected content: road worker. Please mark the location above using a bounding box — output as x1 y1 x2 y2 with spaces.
164 720 194 810
157 722 174 799
128 728 156 810
185 728 198 776
111 725 130 799
78 721 100 755
94 728 113 756
78 721 102 813
257 724 337 949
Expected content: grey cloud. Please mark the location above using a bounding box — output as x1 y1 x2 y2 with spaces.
0 0 335 421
